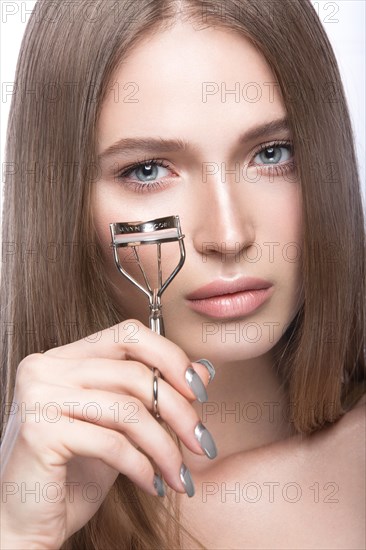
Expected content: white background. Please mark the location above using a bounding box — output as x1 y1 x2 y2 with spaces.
1 0 365 218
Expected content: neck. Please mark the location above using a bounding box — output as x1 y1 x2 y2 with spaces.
183 350 296 473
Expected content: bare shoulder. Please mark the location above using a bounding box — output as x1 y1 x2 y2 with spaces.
307 391 366 460
328 392 365 443
336 393 366 456
302 391 366 523
178 398 366 549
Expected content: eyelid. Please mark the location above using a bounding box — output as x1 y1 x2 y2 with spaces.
117 139 293 174
114 158 177 194
114 139 294 193
251 139 293 157
117 157 175 178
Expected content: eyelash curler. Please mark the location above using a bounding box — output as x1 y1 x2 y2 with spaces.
109 215 186 338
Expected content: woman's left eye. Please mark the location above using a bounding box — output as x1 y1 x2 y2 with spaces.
253 142 292 165
249 140 295 178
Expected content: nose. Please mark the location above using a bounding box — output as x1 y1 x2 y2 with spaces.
191 171 256 264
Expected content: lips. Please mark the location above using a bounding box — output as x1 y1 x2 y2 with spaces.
185 277 274 320
186 277 273 301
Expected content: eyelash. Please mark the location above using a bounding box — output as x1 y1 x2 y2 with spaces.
115 139 295 193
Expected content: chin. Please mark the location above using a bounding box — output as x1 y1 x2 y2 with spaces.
164 317 284 363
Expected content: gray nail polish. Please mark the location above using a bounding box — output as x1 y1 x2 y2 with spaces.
180 463 195 497
185 367 208 403
194 358 215 383
194 421 217 459
153 473 165 497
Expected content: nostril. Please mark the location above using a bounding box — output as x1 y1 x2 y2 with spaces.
202 242 221 254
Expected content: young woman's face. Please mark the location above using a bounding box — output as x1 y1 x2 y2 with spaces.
92 22 304 363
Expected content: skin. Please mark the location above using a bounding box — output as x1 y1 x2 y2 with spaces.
1 19 363 550
92 21 365 548
94 21 304 468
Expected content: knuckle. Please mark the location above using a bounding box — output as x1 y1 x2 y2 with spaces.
123 396 143 411
121 318 142 330
120 397 144 423
17 353 44 381
43 346 62 358
19 416 50 447
103 431 126 457
18 421 34 445
128 361 149 380
22 382 44 404
176 390 197 416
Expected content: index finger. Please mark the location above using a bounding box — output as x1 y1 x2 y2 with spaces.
43 319 215 403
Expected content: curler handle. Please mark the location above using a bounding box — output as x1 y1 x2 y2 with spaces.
149 312 165 336
149 289 165 336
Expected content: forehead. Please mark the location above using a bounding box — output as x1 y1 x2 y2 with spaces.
97 22 286 152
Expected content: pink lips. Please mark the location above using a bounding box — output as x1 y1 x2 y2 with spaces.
185 277 274 319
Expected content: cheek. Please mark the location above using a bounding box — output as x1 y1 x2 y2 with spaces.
92 185 117 238
261 186 304 297
280 191 303 272
91 186 126 279
262 185 303 243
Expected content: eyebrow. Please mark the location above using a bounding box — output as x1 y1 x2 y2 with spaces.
98 116 290 162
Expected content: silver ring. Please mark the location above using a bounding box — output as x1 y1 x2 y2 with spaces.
152 367 161 419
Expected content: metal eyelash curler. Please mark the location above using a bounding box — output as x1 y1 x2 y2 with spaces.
109 215 186 418
109 215 186 338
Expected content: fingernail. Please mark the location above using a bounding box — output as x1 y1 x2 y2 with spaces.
180 463 195 497
185 367 208 403
153 473 165 497
194 358 215 384
194 421 217 459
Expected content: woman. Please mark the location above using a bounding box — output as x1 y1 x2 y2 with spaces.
1 0 365 548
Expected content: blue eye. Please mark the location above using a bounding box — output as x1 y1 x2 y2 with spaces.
115 140 295 193
127 162 170 183
116 158 173 193
254 144 292 165
250 140 295 178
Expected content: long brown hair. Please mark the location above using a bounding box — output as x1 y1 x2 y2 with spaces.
1 0 365 548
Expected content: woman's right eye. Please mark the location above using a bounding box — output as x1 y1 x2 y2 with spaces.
115 158 176 193
120 160 170 182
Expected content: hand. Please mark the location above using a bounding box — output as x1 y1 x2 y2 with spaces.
0 319 215 549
